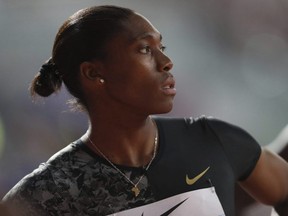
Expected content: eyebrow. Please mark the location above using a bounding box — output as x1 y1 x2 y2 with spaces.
129 32 162 43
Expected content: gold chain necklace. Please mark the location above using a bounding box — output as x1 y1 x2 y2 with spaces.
87 125 158 197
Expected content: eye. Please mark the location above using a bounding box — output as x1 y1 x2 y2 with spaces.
139 46 151 54
160 45 166 52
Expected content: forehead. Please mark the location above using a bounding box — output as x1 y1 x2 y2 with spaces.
103 13 162 56
121 13 162 42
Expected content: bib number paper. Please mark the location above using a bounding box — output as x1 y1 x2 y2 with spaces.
108 187 225 216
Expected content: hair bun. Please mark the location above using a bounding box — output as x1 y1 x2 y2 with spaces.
30 57 63 97
39 57 61 80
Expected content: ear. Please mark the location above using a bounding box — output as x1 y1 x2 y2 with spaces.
80 61 103 81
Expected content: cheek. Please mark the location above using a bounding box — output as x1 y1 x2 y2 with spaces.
106 72 158 105
103 54 158 98
106 58 154 85
105 69 139 96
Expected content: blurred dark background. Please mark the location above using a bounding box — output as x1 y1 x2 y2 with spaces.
1 1 288 214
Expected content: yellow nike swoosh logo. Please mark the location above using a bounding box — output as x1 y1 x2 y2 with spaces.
186 166 210 185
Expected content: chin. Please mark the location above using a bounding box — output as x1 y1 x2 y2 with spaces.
153 103 174 115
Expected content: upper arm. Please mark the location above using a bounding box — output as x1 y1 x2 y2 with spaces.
239 148 288 205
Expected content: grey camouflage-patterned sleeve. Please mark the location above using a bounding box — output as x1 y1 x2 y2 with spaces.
2 164 71 216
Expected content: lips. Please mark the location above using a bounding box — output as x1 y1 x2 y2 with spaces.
161 76 176 96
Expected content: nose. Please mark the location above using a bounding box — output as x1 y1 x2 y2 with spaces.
157 52 173 72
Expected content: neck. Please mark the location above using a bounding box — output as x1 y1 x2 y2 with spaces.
83 115 158 167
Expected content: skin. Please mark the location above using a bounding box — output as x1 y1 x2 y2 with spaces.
79 12 288 214
240 149 288 214
80 13 175 167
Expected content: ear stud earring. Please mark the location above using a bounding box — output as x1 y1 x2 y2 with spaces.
99 78 105 84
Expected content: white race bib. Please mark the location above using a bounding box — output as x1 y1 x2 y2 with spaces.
108 187 225 216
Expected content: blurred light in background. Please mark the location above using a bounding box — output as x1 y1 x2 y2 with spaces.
241 33 288 98
0 115 5 158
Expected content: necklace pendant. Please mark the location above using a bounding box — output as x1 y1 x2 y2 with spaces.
131 186 140 197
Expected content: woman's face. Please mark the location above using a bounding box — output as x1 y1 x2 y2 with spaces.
101 13 176 115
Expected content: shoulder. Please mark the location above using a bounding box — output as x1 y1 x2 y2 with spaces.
152 115 206 127
46 139 87 165
2 140 91 201
152 115 228 132
153 116 261 180
153 115 255 135
1 162 56 215
2 139 94 215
